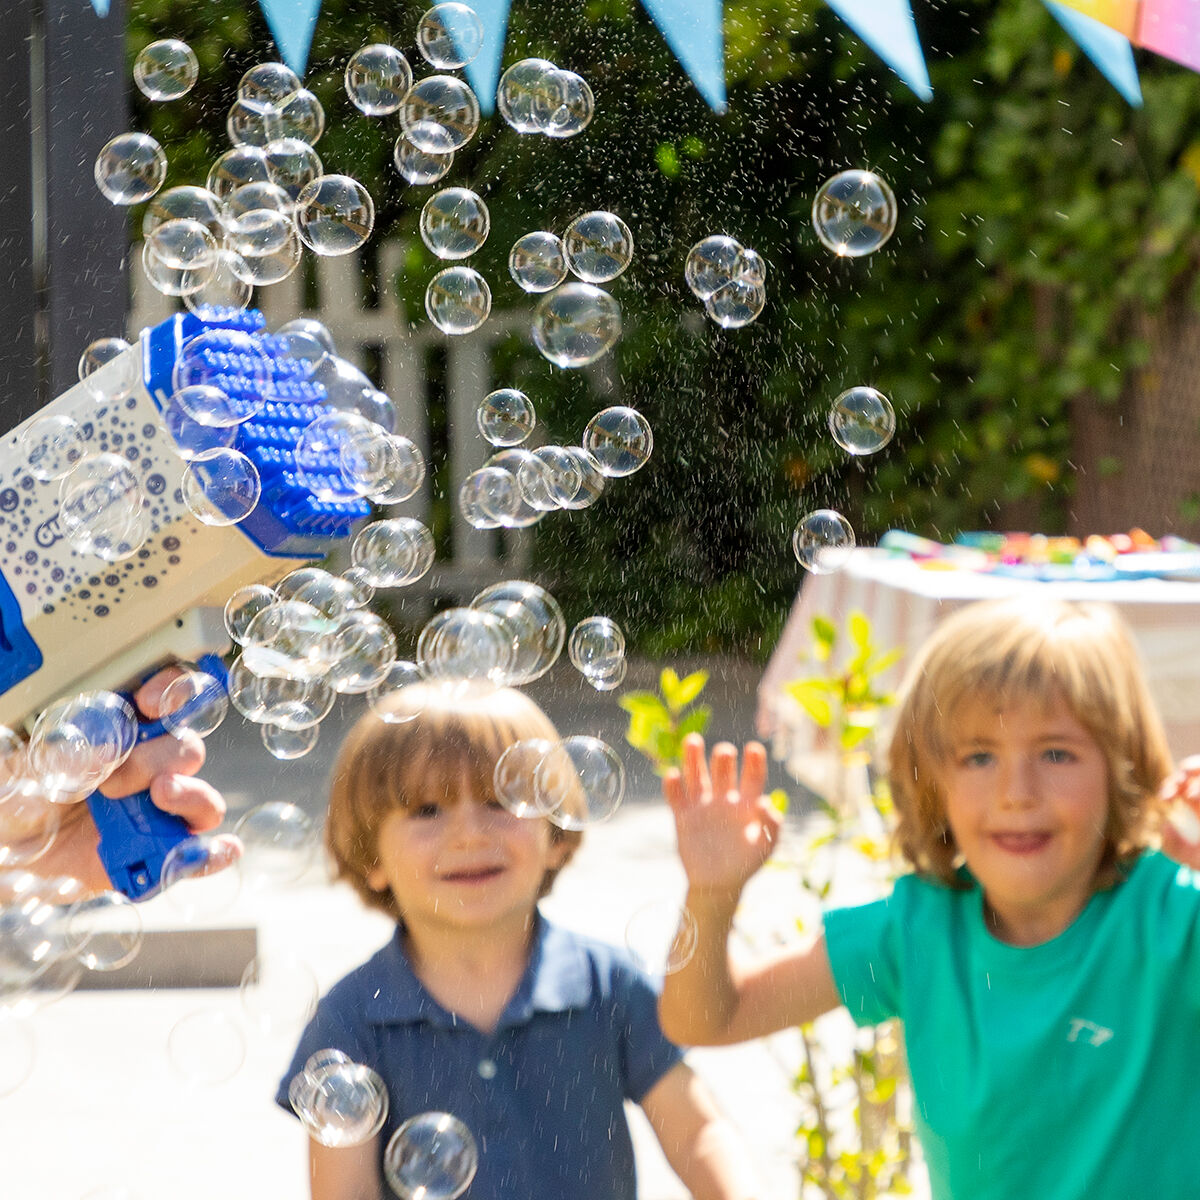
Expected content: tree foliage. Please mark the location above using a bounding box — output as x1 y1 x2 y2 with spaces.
128 0 1200 654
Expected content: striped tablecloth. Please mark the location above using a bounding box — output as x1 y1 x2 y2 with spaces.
758 549 1200 770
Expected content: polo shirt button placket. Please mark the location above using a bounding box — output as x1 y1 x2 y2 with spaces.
477 1057 498 1079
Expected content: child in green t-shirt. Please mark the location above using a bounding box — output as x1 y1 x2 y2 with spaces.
661 596 1200 1200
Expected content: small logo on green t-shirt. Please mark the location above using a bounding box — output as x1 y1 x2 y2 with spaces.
1067 1017 1114 1046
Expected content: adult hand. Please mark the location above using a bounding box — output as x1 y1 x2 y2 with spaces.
1159 755 1200 870
14 669 230 893
662 733 779 899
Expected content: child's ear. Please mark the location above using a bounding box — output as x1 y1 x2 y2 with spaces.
366 862 388 892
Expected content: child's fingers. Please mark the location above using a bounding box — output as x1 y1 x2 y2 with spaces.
710 742 739 801
662 767 685 812
739 741 768 804
680 733 710 804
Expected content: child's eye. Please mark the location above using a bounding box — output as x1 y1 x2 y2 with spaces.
1043 748 1075 764
961 751 993 768
412 803 441 819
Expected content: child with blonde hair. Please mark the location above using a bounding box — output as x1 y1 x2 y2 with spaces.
278 680 757 1200
661 597 1200 1199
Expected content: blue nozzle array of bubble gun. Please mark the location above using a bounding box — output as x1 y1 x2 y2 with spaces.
0 307 370 899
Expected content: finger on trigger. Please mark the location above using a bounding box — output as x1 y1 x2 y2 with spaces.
132 665 189 721
149 774 226 833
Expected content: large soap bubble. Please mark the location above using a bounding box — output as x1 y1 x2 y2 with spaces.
532 283 621 368
28 690 136 795
393 134 455 186
78 336 137 402
493 738 554 817
792 509 856 573
272 88 326 145
470 580 564 684
238 62 301 114
290 1054 388 1147
535 737 626 829
134 38 198 101
384 1111 479 1200
828 387 896 455
264 138 324 207
420 188 490 260
583 406 653 477
426 267 491 335
296 175 375 256
351 518 436 587
812 169 898 257
182 449 261 527
705 276 766 329
535 69 594 139
234 801 317 887
400 75 481 154
57 454 147 562
94 133 166 205
345 44 413 116
497 58 558 133
26 415 85 482
509 231 567 293
477 388 535 446
568 616 626 685
417 608 515 684
417 4 485 69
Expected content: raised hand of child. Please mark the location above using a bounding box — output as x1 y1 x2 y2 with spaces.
662 733 780 898
1160 755 1200 870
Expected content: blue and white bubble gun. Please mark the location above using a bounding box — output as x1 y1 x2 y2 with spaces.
0 308 371 898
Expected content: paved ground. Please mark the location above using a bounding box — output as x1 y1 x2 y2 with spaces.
0 656 910 1200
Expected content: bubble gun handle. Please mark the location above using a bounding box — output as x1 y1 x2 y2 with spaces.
85 653 228 901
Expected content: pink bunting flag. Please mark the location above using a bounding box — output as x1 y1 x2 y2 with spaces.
1139 0 1200 72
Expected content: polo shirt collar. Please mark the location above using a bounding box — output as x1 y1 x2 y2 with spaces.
363 915 593 1029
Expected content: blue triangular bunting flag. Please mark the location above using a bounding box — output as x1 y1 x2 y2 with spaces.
90 0 111 15
824 0 933 101
257 0 323 79
461 0 513 116
640 0 727 113
1045 1 1143 105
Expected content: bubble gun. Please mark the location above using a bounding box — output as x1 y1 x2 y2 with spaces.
0 308 371 898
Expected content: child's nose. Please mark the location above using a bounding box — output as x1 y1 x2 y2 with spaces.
448 801 490 839
1000 757 1039 807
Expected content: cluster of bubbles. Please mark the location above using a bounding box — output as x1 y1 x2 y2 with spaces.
289 1049 389 1147
792 169 901 574
683 236 767 329
567 616 626 691
493 734 627 827
497 57 594 139
458 403 652 533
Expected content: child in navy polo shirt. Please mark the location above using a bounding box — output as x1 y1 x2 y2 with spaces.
277 680 756 1200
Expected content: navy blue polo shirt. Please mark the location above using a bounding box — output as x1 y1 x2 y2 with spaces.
276 916 684 1200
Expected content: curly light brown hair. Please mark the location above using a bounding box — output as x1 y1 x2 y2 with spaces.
326 682 583 924
887 597 1172 892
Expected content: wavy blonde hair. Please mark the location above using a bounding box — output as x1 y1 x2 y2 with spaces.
887 597 1172 891
326 682 582 923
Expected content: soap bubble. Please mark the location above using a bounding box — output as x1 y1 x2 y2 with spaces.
812 169 897 257
296 175 375 256
583 406 653 477
512 446 569 508
146 217 216 270
94 133 166 205
568 616 625 684
828 387 896 455
292 1057 389 1148
143 186 225 241
585 656 627 692
272 88 326 145
0 779 62 867
384 1112 478 1200
206 145 272 201
351 518 436 587
168 1008 246 1085
227 220 302 285
238 62 301 114
264 138 324 207
57 454 146 563
345 44 413 116
393 134 454 185
183 250 254 314
508 231 567 293
182 449 261 526
0 1014 34 1096
470 580 564 684
624 900 699 976
163 398 237 458
535 69 594 138
234 801 316 887
341 566 377 609
417 4 485 69
417 607 515 684
477 389 535 446
161 833 243 920
738 246 767 285
705 276 766 329
173 384 254 428
563 212 633 283
240 953 319 1034
295 411 378 501
241 599 337 682
535 737 625 829
160 670 229 739
685 236 744 299
26 415 85 482
226 98 273 147
291 573 358 625
309 357 384 425
400 75 480 154
142 240 212 297
224 585 277 645
278 316 337 356
460 467 519 528
341 430 426 504
367 660 424 722
65 892 143 971
174 327 272 394
532 283 621 368
0 729 28 804
482 449 550 525
133 38 198 101
497 58 558 133
27 691 137 795
78 336 136 401
326 611 397 694
0 872 79 1005
420 188 490 260
227 659 334 728
494 739 554 817
792 509 856 574
426 266 491 334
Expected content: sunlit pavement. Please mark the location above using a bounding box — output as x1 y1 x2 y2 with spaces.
1 658 871 1199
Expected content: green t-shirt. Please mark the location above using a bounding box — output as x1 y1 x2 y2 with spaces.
824 850 1200 1199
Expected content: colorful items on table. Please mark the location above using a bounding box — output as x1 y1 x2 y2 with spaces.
878 528 1200 581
